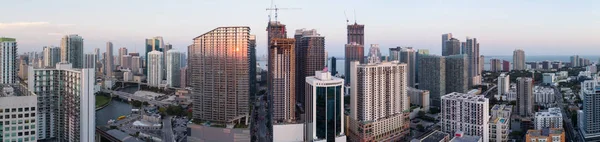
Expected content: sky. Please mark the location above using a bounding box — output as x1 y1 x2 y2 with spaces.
1 0 599 57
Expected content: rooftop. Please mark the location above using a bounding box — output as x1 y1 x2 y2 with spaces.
420 130 449 142
0 84 32 97
450 135 482 142
528 128 564 137
106 129 144 142
441 92 488 103
0 37 16 42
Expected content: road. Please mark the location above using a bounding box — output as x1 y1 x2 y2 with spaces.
483 85 497 98
101 89 172 107
553 86 580 142
163 116 175 142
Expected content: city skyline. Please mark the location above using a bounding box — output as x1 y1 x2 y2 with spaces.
2 0 598 57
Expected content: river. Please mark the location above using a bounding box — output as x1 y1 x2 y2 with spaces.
95 85 139 126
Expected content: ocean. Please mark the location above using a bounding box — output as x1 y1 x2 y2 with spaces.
257 55 600 76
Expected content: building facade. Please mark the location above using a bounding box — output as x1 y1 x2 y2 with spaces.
268 38 296 123
513 49 526 70
344 42 364 83
441 92 490 142
445 54 469 94
84 53 96 69
534 107 563 130
348 61 410 141
444 38 460 56
417 54 446 107
0 84 37 142
294 29 325 108
147 51 163 87
400 47 417 87
441 33 453 56
525 128 565 142
118 47 127 66
60 35 84 68
0 38 17 84
166 50 181 88
489 105 512 142
517 77 534 117
145 36 164 76
191 27 250 123
408 87 430 112
105 42 114 78
28 63 95 142
305 71 346 141
580 75 600 141
462 37 480 86
43 46 61 68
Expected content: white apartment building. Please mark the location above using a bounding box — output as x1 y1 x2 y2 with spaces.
542 73 555 85
147 51 163 87
0 38 17 84
441 92 490 142
0 84 37 142
497 73 510 96
580 75 600 141
534 107 563 130
534 86 556 108
489 105 512 142
28 62 95 142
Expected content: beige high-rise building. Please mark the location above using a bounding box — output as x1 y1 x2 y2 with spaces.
348 61 410 141
118 47 128 66
105 42 114 78
60 35 84 68
513 49 526 70
191 27 250 123
268 38 296 123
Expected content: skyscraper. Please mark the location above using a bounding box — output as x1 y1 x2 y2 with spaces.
29 62 95 142
191 27 250 123
441 92 490 142
94 48 100 62
294 29 325 107
131 56 142 74
444 38 461 56
399 47 417 87
348 61 409 141
145 36 164 75
462 37 480 86
490 58 502 72
268 38 296 123
344 42 364 83
498 73 510 96
60 34 84 68
0 37 17 84
147 51 163 86
513 49 526 70
503 60 510 72
84 53 96 68
389 47 401 61
118 47 128 66
121 55 132 69
445 54 469 94
166 50 181 88
580 75 600 141
570 55 580 67
249 35 257 98
517 77 534 117
367 44 382 64
0 84 37 142
305 71 346 141
347 23 364 45
418 54 446 107
105 42 114 78
43 46 61 68
330 56 337 76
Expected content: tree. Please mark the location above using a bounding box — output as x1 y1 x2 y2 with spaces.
418 111 426 118
131 100 142 108
416 124 425 132
143 101 149 106
159 107 167 115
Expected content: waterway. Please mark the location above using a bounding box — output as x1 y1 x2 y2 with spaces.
95 85 140 126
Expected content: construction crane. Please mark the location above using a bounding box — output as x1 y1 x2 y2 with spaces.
266 5 301 21
344 11 349 25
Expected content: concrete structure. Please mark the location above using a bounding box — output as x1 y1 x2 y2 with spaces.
367 44 382 64
400 47 417 87
131 56 142 74
525 128 565 142
490 58 502 72
123 70 133 82
497 73 510 97
60 35 84 68
450 131 483 142
344 42 364 83
187 124 250 142
570 55 580 67
445 54 469 94
43 46 61 68
84 53 96 69
266 37 296 123
502 60 510 72
145 36 164 76
348 61 410 141
441 92 489 142
305 71 346 141
534 86 556 108
18 62 28 80
534 107 563 130
442 33 453 56
330 56 337 76
117 47 127 66
489 105 512 142
105 42 114 78
294 29 325 107
462 37 480 87
444 38 461 56
513 49 526 70
418 54 445 107
0 84 37 142
120 55 132 69
517 77 534 117
408 87 430 112
411 130 450 142
347 23 364 45
389 47 400 61
28 62 95 142
543 73 555 85
147 51 163 87
191 27 250 124
272 124 304 142
580 75 600 141
166 50 181 88
0 38 17 84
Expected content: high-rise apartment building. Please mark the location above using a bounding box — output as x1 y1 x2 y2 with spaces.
399 47 417 87
166 50 181 88
579 75 600 141
145 36 164 76
191 27 250 123
479 55 484 75
348 61 409 141
268 38 296 123
570 55 580 67
367 44 381 64
503 60 510 72
330 56 337 76
441 92 490 142
294 29 325 107
28 63 95 142
131 56 142 74
441 33 453 56
498 73 510 96
84 53 96 68
444 38 461 56
513 49 526 70
490 58 502 72
389 47 401 61
344 42 364 83
347 23 364 45
305 71 346 141
118 47 127 66
517 77 534 117
534 107 563 130
462 37 480 86
121 55 132 69
43 46 61 68
417 54 446 107
18 62 28 80
147 51 163 87
249 35 257 98
445 54 469 94
60 35 84 68
0 38 17 84
105 42 114 78
94 48 100 62
0 84 37 142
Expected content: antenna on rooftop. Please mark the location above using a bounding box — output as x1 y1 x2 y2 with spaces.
353 9 357 24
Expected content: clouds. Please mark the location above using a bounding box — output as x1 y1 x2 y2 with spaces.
0 22 50 29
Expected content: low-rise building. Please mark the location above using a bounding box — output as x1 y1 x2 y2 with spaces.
534 86 556 108
489 105 512 142
542 73 555 85
534 107 563 130
525 128 565 142
408 87 430 112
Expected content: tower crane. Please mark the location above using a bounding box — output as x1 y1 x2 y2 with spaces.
266 5 301 21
